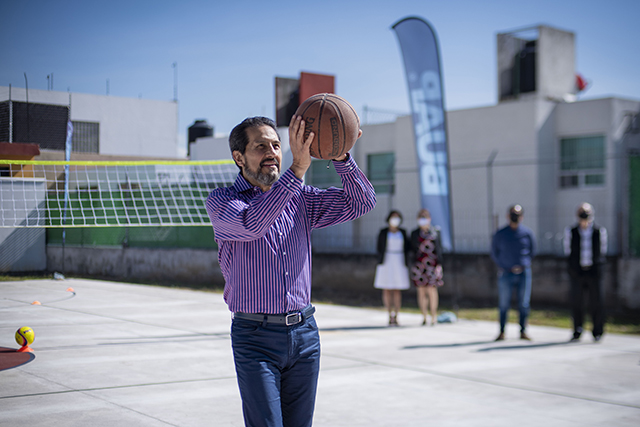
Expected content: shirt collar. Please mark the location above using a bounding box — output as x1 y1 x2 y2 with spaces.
579 222 594 233
232 172 257 193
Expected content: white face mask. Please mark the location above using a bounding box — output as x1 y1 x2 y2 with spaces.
389 217 401 228
418 218 431 227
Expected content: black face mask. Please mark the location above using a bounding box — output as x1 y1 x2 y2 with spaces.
579 212 590 219
510 212 520 223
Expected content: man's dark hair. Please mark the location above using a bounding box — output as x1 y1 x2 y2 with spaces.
229 116 279 155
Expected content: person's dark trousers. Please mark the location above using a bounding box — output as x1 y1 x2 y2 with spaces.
570 268 605 338
231 311 321 427
497 268 532 333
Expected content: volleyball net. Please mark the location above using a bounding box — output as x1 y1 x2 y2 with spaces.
0 160 237 228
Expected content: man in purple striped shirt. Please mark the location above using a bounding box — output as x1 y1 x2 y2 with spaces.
206 115 375 427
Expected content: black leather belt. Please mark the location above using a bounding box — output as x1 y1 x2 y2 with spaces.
234 305 315 326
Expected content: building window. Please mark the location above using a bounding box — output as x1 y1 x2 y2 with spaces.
559 135 605 188
71 121 99 153
307 159 342 188
368 152 395 194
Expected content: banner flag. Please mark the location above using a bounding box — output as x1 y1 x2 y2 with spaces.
392 16 453 251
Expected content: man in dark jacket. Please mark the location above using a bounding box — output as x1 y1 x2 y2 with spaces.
563 203 608 342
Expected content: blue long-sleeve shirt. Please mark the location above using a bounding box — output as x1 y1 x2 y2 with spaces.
490 224 536 271
206 155 376 314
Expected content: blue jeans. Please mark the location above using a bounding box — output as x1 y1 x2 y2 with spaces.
497 267 532 333
231 313 321 427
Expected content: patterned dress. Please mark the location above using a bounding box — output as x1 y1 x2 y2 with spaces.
411 228 444 288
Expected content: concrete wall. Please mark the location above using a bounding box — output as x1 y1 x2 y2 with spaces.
0 177 47 272
313 253 638 313
0 228 45 272
618 258 640 309
1 86 179 158
44 245 640 313
47 246 224 288
497 25 575 102
537 26 575 101
448 99 540 252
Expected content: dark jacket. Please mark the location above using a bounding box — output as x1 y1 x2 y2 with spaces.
568 224 604 275
410 226 443 265
376 227 410 266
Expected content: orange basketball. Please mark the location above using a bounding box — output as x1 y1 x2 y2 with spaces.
294 93 360 160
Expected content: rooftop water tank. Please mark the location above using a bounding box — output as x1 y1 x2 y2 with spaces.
187 119 214 157
188 119 214 144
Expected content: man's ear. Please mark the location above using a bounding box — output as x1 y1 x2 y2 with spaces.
232 151 245 168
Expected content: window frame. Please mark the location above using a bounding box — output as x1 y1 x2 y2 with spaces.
367 152 395 195
558 134 606 189
71 120 100 154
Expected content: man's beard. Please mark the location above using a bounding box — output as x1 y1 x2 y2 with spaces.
243 160 280 187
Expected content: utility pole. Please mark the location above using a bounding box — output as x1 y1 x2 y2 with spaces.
172 62 178 102
486 149 499 237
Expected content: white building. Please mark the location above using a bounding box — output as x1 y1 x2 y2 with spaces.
0 86 180 158
190 24 640 257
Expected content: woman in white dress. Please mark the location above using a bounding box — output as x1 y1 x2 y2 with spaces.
374 210 411 326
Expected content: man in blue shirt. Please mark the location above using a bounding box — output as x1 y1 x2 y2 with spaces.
490 204 536 341
206 115 375 427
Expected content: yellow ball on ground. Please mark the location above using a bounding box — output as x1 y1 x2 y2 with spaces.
15 326 35 347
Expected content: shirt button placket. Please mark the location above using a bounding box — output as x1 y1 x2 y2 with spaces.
279 230 290 302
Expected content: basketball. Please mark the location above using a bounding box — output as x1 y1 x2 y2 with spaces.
15 326 35 347
295 93 360 160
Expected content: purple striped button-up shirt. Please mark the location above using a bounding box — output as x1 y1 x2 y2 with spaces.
205 155 376 314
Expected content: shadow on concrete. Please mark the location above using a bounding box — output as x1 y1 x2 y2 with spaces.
476 340 580 352
320 326 391 332
0 347 36 371
402 341 495 350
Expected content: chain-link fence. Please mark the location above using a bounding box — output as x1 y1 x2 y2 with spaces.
310 155 620 256
361 106 408 125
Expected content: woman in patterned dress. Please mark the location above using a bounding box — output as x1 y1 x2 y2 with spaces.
410 209 444 326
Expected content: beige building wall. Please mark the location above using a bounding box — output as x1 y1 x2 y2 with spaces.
190 97 639 256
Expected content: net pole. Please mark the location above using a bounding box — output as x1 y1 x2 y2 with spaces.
62 120 73 274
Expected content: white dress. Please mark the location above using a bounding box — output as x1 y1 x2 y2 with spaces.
374 231 410 290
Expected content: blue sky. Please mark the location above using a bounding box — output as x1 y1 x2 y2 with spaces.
2 0 639 154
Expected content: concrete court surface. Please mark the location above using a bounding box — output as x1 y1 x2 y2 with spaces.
0 278 639 427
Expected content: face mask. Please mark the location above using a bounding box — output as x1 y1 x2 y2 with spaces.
510 212 520 223
417 218 430 227
389 217 401 228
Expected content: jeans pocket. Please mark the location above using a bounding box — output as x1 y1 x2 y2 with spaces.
232 318 260 333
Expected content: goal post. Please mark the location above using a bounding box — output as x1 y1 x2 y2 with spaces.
0 159 237 228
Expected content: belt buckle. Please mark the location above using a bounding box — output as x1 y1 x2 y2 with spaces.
285 312 302 326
